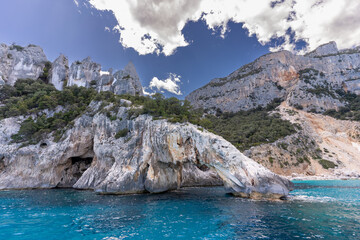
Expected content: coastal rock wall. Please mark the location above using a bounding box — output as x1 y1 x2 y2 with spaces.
0 102 292 199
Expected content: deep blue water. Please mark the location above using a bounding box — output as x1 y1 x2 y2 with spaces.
0 180 359 240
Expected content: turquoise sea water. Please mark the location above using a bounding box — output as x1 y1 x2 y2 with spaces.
0 180 359 240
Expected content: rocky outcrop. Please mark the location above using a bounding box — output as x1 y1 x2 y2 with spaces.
67 57 102 88
111 62 143 96
0 44 48 86
0 43 144 96
96 62 144 96
50 54 69 90
0 102 292 199
186 42 360 113
66 58 143 96
306 41 339 58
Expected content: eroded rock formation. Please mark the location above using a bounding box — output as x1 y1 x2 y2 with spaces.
0 44 48 86
0 43 143 96
0 102 293 199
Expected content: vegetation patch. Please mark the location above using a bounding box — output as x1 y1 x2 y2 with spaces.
318 159 337 169
1 79 297 151
324 90 360 121
0 79 116 144
115 128 129 139
9 44 24 51
196 99 297 151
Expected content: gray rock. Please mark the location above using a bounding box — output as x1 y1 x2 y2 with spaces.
50 54 69 90
111 62 144 96
0 43 144 96
306 41 338 58
67 56 101 88
0 44 48 85
186 42 360 113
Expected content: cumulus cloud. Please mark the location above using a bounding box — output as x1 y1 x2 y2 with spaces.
147 73 183 95
87 0 360 55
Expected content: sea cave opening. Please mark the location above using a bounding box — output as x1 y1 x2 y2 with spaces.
56 156 94 188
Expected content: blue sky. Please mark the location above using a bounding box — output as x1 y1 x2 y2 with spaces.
0 0 359 98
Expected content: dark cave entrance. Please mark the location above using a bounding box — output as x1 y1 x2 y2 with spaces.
56 156 94 188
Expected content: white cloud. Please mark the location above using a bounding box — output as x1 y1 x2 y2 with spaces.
87 0 360 55
142 87 155 96
148 73 182 95
73 0 79 7
104 27 110 32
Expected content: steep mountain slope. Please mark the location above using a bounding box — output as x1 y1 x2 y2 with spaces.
245 102 360 178
186 42 360 113
187 41 360 178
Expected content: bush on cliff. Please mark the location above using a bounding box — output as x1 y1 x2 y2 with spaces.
196 100 297 151
324 90 360 121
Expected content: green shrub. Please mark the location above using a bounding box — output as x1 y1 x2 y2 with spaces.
38 61 52 83
318 159 337 169
324 90 360 121
10 44 24 51
115 128 129 139
196 99 296 151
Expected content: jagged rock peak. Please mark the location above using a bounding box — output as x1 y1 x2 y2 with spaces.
67 56 101 88
306 41 338 57
50 54 69 91
124 61 138 77
111 61 144 96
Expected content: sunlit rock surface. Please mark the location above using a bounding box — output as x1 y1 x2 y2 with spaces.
50 54 69 91
0 102 292 199
0 44 48 85
187 42 360 113
0 43 143 96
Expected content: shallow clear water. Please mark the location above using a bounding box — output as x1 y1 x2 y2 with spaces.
0 180 359 240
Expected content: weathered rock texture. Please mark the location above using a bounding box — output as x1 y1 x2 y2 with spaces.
0 44 48 86
66 58 143 96
0 43 143 96
50 54 69 91
0 102 292 199
186 42 360 113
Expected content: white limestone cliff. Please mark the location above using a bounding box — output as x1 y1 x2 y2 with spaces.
0 44 48 85
0 102 293 199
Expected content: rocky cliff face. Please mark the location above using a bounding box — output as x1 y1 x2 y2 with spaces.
244 103 360 178
0 101 292 199
0 44 48 86
186 41 360 178
0 43 144 96
186 42 360 113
